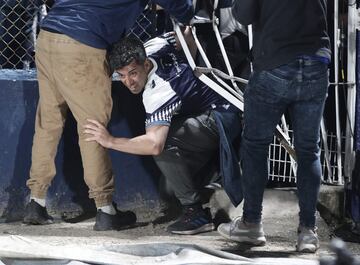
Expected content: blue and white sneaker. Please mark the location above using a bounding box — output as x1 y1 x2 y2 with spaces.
167 206 215 235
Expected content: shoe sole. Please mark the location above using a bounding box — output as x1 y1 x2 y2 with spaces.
204 183 222 190
170 223 215 235
296 244 319 253
93 221 137 231
23 217 53 225
218 229 266 246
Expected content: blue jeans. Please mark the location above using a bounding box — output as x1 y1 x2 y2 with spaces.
241 57 329 228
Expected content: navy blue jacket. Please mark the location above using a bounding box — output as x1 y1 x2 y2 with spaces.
213 111 243 207
42 0 194 49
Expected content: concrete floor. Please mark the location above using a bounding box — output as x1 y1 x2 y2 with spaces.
0 188 359 264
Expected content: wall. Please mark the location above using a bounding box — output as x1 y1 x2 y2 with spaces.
0 70 162 221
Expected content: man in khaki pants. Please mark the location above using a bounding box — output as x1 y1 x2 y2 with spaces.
23 0 194 231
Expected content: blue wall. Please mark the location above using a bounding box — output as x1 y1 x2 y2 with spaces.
0 70 162 221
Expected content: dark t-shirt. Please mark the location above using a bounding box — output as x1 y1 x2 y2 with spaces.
232 0 331 71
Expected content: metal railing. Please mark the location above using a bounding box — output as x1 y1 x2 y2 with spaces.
269 128 345 184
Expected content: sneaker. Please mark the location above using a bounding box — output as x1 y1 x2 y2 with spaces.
217 217 266 246
93 205 136 231
167 206 215 235
23 200 54 225
296 226 319 253
204 173 222 190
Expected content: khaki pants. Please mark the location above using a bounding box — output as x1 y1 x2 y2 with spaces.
27 30 114 207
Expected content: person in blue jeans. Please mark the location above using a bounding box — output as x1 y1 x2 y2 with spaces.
217 0 331 253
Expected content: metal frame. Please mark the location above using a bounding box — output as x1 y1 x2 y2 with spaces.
173 0 353 184
173 13 297 161
333 0 344 184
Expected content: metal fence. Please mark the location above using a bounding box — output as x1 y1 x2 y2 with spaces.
269 129 344 184
0 1 156 69
0 1 47 69
1 1 344 185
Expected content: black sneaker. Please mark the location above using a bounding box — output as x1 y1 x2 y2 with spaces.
167 206 215 235
93 205 137 231
23 200 54 225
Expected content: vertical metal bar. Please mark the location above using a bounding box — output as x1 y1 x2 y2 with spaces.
344 2 358 180
321 119 333 183
271 139 276 181
330 132 335 178
277 135 282 181
334 0 343 184
248 25 253 72
193 0 197 13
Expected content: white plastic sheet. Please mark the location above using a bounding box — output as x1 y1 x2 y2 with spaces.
0 235 319 265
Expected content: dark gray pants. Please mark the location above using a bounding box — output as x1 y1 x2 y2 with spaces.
153 111 219 206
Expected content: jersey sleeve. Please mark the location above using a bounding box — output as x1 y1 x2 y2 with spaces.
142 72 182 128
144 98 182 128
144 32 177 58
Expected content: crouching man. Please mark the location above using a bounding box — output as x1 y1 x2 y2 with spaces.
84 29 243 235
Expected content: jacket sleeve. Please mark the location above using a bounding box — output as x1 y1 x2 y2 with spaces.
232 0 259 25
154 0 194 25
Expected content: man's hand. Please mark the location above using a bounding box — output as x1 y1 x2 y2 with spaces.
84 119 113 148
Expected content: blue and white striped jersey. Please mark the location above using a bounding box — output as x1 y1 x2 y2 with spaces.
143 33 230 128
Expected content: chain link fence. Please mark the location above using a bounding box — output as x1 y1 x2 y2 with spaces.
0 1 157 69
0 1 48 69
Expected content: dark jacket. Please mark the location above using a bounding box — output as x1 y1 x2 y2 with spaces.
41 0 194 49
213 110 243 207
232 0 331 71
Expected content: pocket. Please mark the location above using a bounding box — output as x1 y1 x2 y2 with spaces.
246 71 288 105
308 74 329 99
198 112 219 136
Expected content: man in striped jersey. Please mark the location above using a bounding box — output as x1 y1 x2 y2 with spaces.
84 29 243 235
